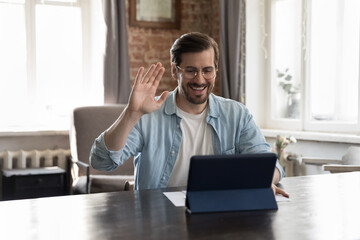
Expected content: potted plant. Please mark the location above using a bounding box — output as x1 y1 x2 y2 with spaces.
276 68 300 118
274 135 297 176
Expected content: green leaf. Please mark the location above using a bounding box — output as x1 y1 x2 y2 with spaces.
278 73 285 78
284 84 292 92
285 75 292 81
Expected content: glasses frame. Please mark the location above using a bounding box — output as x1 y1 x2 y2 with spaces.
176 66 217 80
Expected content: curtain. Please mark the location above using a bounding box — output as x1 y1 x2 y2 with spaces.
102 0 131 104
219 0 246 104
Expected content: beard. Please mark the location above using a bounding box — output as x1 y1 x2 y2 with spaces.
179 82 214 105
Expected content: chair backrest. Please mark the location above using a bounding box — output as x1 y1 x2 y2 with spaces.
70 104 134 176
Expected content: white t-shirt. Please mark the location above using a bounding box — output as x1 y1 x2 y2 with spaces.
167 106 214 187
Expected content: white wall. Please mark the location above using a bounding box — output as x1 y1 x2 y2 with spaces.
266 136 360 176
0 133 69 152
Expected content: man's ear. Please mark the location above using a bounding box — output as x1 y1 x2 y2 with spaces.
171 63 177 79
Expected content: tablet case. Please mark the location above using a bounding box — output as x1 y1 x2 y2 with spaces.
185 153 278 213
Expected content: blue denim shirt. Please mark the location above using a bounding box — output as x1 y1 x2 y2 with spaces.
90 89 285 190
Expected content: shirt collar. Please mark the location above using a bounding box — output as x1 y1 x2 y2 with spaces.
164 88 178 116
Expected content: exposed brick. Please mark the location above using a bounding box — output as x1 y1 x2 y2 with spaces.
126 0 220 95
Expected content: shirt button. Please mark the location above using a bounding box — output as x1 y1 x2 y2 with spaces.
162 177 166 180
171 151 175 155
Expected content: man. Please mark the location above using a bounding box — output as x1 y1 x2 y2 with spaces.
90 32 289 197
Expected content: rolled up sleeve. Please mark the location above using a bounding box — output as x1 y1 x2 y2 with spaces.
89 132 122 171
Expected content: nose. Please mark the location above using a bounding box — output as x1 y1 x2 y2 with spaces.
193 70 206 83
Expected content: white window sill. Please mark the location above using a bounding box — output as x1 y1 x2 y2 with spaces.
1 129 359 145
261 129 360 144
0 130 69 137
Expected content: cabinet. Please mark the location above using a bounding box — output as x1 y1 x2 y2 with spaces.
2 167 67 200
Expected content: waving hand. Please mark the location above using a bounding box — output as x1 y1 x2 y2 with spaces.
128 62 169 116
104 62 169 151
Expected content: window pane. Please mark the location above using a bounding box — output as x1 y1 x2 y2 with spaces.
0 1 104 131
272 0 302 119
40 0 78 3
35 4 83 129
0 2 27 129
0 0 25 3
309 0 360 123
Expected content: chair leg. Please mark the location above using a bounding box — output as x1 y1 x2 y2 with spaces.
124 180 135 191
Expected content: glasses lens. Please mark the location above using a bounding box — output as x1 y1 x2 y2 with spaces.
184 69 197 79
178 66 216 80
203 68 215 79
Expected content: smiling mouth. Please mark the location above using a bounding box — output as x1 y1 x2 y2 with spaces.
189 84 207 92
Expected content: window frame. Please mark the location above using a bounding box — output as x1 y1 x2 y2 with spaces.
26 0 87 104
0 0 104 132
265 0 360 135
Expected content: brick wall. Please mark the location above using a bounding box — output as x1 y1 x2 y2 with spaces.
126 0 220 96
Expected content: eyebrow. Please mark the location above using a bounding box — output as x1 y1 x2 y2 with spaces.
184 66 215 70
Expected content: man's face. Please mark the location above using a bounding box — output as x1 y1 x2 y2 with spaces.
174 48 216 106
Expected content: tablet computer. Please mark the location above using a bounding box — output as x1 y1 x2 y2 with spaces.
185 153 278 213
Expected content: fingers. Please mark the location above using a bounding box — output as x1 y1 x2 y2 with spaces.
142 64 157 83
142 62 164 85
156 91 170 106
278 188 290 198
272 184 290 198
134 67 144 86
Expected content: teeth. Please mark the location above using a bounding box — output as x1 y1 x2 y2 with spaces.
191 86 206 90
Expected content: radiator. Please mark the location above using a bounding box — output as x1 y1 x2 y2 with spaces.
0 149 71 171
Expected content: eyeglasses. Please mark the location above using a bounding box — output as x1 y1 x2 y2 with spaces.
176 66 217 80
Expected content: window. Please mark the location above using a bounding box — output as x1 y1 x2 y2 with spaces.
267 0 360 134
0 0 105 131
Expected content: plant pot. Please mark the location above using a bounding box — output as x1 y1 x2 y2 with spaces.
286 92 300 119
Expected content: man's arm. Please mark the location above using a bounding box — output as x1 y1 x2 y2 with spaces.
104 62 169 151
272 168 289 198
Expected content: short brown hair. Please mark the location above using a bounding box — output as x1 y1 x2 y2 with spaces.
170 32 219 69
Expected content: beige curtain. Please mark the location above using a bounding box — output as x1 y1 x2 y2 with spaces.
219 0 246 104
102 0 131 104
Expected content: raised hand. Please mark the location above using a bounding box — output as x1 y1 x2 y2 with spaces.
128 62 169 116
104 62 169 151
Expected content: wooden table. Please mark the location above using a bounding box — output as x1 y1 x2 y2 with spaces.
1 172 360 240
